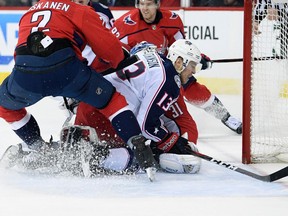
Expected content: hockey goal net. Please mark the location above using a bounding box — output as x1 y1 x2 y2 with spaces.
243 0 288 164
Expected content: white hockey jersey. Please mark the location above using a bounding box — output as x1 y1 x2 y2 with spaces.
104 50 181 142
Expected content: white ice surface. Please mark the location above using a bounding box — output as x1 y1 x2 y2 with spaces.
0 96 288 216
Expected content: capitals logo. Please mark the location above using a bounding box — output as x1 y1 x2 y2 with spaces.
170 12 178 20
123 14 136 25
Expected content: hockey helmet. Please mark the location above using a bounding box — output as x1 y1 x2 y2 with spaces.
72 0 90 5
135 0 160 8
167 39 202 73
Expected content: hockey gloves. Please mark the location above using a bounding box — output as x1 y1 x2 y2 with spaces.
200 53 213 70
152 132 194 155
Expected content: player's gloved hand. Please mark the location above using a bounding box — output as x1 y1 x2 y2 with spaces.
200 53 213 70
153 132 194 155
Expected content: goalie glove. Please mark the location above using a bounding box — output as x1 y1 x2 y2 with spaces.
200 53 213 70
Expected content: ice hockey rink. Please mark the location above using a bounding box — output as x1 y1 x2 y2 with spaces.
0 95 287 216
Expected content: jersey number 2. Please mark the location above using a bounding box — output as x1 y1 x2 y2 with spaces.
31 10 52 33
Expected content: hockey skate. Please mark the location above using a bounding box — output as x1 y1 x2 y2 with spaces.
0 139 59 170
0 144 23 169
221 113 242 134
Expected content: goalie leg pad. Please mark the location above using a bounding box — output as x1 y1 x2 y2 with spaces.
101 147 133 172
159 153 201 174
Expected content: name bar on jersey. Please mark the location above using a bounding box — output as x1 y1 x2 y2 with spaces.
29 1 70 12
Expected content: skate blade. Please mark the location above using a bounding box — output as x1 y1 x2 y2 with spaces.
145 167 157 182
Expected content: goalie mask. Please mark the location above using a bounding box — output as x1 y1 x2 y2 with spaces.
135 0 160 8
167 39 202 73
130 41 157 55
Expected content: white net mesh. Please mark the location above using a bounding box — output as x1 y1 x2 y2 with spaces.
250 1 288 162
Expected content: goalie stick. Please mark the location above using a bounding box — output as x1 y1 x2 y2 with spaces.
190 150 288 182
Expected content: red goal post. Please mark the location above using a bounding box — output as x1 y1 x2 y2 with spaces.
242 0 288 164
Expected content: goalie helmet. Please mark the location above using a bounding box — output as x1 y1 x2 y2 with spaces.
167 39 202 73
130 41 157 55
135 0 160 8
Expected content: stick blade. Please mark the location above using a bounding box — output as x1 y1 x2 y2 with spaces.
268 166 288 182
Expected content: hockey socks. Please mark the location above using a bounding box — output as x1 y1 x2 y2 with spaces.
13 114 42 146
111 110 142 143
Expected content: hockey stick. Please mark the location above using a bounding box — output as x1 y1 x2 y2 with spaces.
62 97 74 128
213 55 286 63
190 150 288 182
